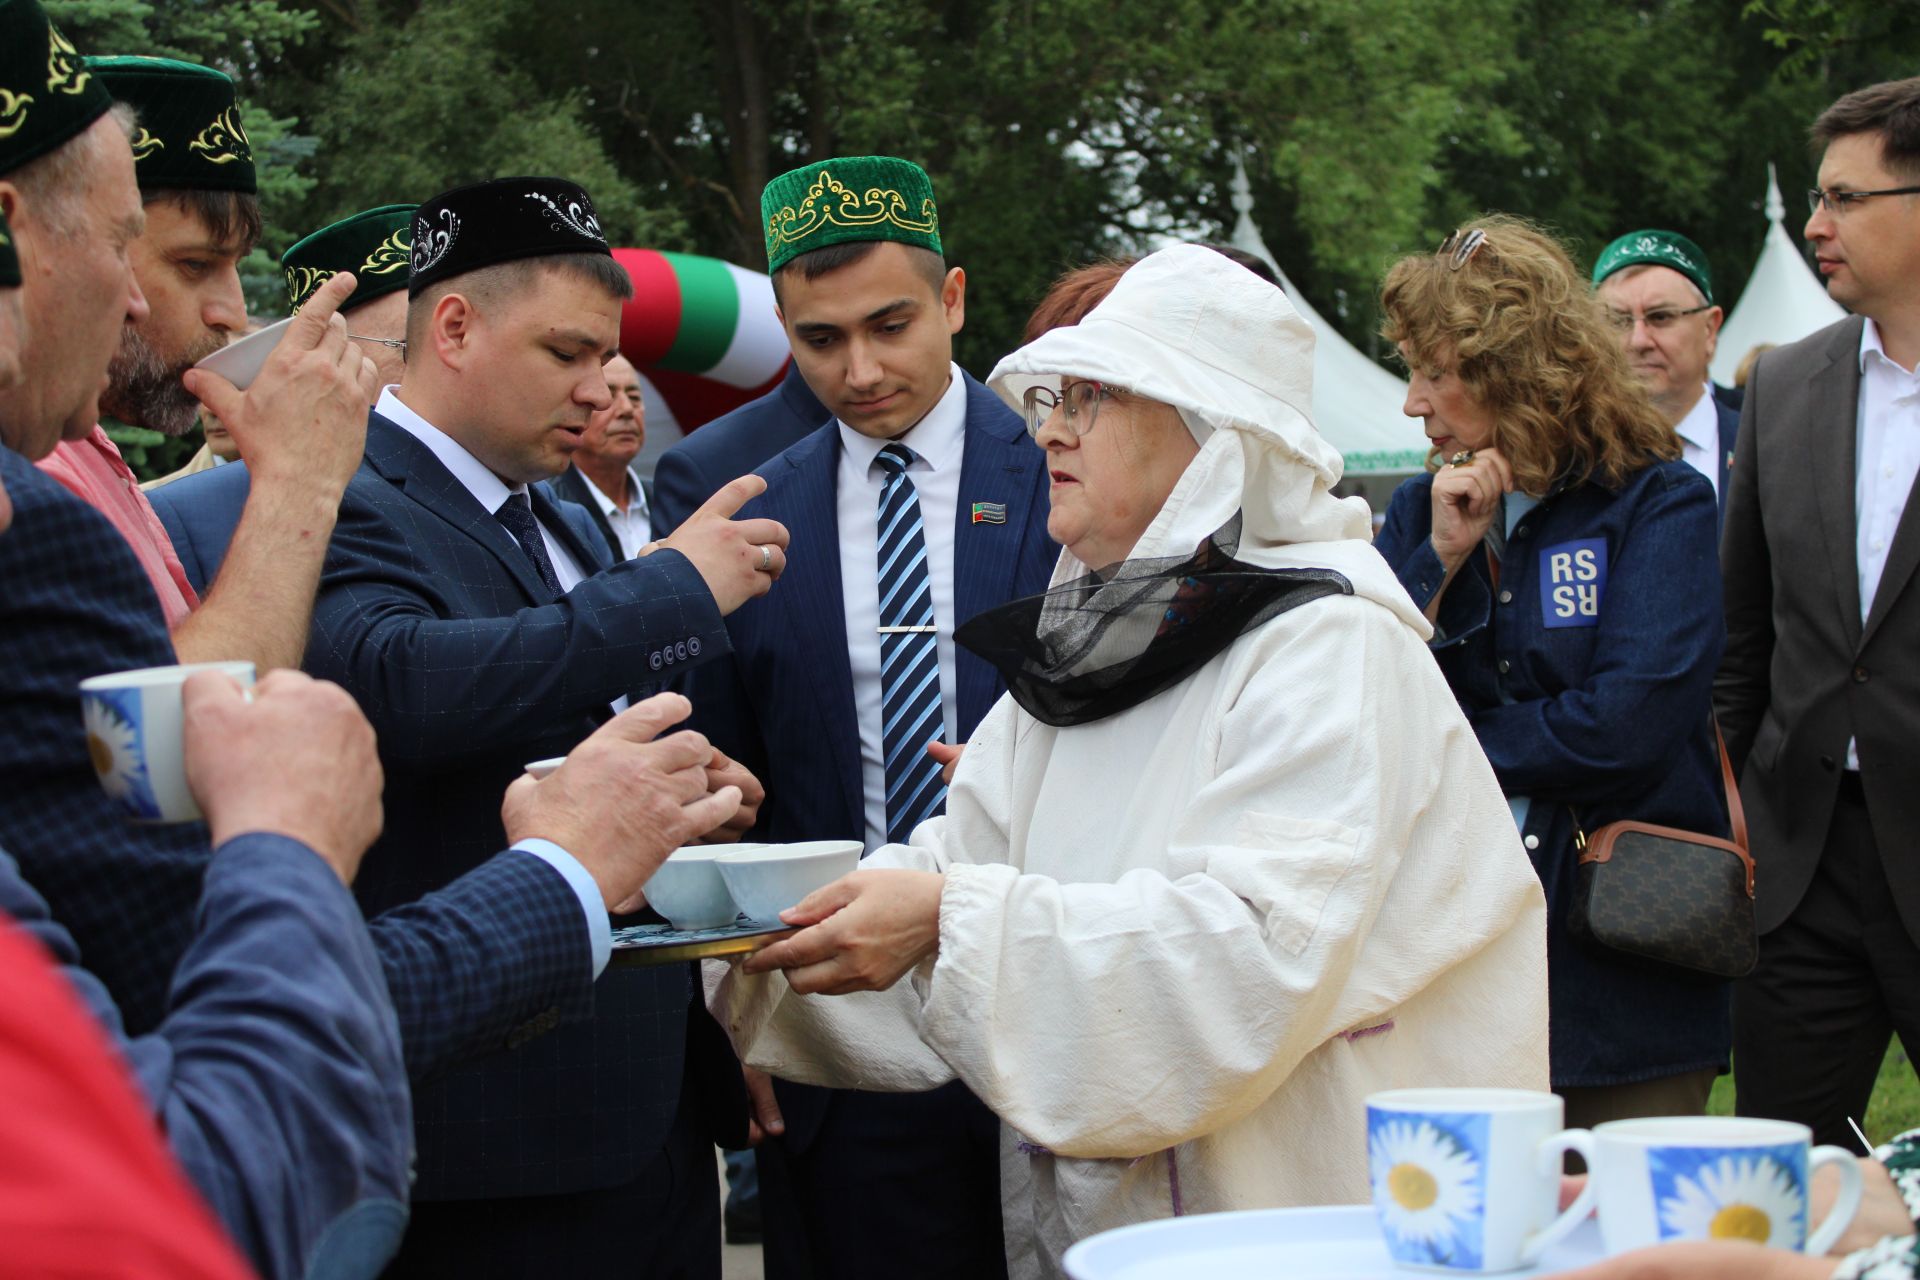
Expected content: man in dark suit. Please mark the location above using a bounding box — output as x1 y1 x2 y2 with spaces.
1716 76 1920 1149
541 351 655 560
305 177 788 1275
683 155 1056 1280
653 360 830 537
1593 229 1741 524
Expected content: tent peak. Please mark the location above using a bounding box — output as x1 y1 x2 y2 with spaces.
1766 162 1785 225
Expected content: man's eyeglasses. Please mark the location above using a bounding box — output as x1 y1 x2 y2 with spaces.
1806 185 1920 215
1603 303 1713 333
348 333 407 351
1437 228 1488 271
1021 378 1114 439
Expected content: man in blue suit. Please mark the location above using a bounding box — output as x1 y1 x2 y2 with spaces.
653 360 831 537
1593 229 1742 524
305 177 789 1276
684 156 1057 1280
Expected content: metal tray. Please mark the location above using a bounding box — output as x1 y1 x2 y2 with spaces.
608 918 796 967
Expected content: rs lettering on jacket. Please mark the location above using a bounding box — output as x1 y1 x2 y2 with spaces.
1539 538 1607 628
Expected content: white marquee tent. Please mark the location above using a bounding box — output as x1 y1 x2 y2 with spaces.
1709 165 1847 386
1222 158 1428 477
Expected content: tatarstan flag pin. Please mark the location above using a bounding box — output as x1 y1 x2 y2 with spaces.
971 502 1007 525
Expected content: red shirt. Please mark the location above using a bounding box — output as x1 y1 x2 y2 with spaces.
0 919 253 1278
37 427 200 629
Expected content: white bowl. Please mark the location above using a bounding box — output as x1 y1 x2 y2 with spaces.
714 841 862 923
192 316 292 391
642 844 760 929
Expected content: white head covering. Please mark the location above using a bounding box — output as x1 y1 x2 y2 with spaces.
987 243 1374 582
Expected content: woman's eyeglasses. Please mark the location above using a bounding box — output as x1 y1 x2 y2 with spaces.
1021 378 1115 439
1437 228 1488 271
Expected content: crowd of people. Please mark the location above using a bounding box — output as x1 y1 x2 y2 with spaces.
0 0 1917 1275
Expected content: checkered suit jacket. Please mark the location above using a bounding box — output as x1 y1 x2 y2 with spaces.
0 835 410 1280
0 445 596 1091
306 415 733 1200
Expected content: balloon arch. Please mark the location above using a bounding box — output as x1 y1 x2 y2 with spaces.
611 249 792 440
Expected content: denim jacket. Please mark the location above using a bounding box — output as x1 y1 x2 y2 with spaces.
1374 458 1732 1087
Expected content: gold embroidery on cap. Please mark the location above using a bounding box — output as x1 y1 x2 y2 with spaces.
358 228 411 276
129 127 164 160
45 25 88 97
189 105 252 165
765 168 938 253
0 89 32 140
284 265 336 311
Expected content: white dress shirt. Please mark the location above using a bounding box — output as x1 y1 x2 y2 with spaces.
1847 321 1920 770
375 387 610 973
574 465 653 560
378 387 589 590
836 366 968 852
1674 382 1721 503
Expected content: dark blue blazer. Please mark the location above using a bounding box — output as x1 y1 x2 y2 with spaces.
306 414 735 1201
682 373 1056 1146
540 464 656 562
151 458 612 600
0 837 409 1280
651 362 829 538
0 447 596 1129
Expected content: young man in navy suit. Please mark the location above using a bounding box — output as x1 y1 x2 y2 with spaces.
684 156 1057 1280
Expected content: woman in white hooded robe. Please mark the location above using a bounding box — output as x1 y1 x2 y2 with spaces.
708 244 1550 1278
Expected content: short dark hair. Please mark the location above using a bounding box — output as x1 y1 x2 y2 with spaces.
405 252 633 349
771 239 946 307
1811 76 1920 180
142 187 261 255
1197 242 1281 288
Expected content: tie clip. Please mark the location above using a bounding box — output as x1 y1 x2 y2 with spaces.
877 625 938 634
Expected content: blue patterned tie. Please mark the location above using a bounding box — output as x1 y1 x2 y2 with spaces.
495 492 562 599
874 443 948 844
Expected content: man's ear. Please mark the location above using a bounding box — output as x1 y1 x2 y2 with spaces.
431 291 477 368
941 266 966 336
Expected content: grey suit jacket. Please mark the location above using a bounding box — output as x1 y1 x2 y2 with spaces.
1716 314 1920 940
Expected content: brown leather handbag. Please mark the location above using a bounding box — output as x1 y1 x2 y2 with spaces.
1565 724 1757 979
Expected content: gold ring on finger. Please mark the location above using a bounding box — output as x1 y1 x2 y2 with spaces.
1447 450 1475 468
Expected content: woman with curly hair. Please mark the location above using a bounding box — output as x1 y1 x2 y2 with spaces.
1373 214 1732 1127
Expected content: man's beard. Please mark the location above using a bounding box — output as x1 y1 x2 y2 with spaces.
100 326 225 437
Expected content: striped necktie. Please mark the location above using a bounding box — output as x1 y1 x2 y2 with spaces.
873 443 948 844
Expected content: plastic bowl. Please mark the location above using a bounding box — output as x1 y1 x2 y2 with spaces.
714 841 862 923
641 844 759 930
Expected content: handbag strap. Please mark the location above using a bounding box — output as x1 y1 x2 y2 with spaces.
1714 719 1748 855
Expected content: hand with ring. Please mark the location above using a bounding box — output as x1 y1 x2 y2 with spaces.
1428 445 1513 574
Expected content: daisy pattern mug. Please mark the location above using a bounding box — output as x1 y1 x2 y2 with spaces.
1580 1116 1862 1255
1366 1088 1597 1273
79 662 255 823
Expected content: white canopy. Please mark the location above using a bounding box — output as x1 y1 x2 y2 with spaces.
1709 165 1847 385
1219 158 1427 476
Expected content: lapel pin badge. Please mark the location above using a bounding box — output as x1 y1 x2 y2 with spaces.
971 501 1007 525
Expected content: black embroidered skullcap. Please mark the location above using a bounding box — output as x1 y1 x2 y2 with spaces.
86 56 254 193
408 176 611 296
0 0 113 176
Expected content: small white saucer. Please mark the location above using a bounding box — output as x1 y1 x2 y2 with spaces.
192 316 292 390
1063 1205 1605 1279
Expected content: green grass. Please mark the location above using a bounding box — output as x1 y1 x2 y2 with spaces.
1707 1042 1920 1146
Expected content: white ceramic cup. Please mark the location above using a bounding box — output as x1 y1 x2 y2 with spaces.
642 845 752 930
78 661 255 823
714 840 863 923
1366 1088 1596 1273
1578 1116 1862 1255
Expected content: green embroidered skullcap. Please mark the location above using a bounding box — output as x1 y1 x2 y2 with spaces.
761 155 942 275
0 206 18 288
282 204 416 313
85 56 254 193
0 0 113 176
1592 229 1714 305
